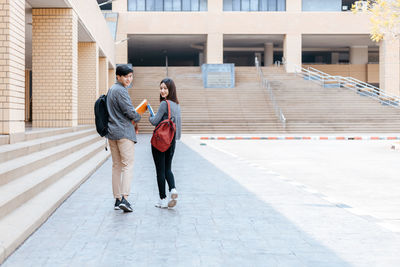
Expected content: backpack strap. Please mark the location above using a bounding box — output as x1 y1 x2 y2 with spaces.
166 100 171 120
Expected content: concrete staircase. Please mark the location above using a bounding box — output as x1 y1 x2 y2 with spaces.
131 66 400 134
0 126 110 264
262 66 400 133
130 67 283 134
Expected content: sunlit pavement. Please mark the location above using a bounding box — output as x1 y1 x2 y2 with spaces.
3 134 400 266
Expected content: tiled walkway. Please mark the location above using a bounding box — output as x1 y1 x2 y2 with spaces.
3 135 400 266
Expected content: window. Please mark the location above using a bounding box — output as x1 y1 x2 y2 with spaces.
302 0 342 11
103 13 118 40
223 0 285 11
128 0 207 11
97 0 112 10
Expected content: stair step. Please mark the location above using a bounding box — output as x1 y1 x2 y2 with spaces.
0 134 101 186
0 128 95 163
0 145 109 264
131 67 400 133
0 139 106 219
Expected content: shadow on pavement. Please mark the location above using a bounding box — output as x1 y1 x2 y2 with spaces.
2 134 355 266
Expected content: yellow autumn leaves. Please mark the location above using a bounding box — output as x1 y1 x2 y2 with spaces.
352 0 400 42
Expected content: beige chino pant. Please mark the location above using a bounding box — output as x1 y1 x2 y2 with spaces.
108 138 135 199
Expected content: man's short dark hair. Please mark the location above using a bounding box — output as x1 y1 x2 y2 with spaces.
116 65 133 76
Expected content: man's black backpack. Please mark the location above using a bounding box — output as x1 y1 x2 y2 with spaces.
94 94 109 137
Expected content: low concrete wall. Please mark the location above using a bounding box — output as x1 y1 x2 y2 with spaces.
367 64 379 84
303 64 379 84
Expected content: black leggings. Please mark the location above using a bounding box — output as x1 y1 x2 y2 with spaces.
151 138 176 199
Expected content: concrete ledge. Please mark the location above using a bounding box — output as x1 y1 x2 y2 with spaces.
0 136 9 146
24 126 93 142
0 149 110 264
0 129 95 164
0 134 100 186
199 135 400 141
8 133 26 144
0 242 5 264
0 125 94 145
0 139 104 218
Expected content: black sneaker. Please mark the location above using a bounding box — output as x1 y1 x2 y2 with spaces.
114 198 121 210
119 197 133 212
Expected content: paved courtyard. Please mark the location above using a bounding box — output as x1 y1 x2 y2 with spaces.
200 136 400 233
3 134 400 266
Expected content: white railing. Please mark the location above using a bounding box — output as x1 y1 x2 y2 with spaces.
295 66 400 108
255 58 286 127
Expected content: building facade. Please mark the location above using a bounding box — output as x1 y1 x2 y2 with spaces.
0 0 116 137
109 0 399 97
1 0 400 137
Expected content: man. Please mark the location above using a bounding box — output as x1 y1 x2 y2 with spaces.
106 65 141 212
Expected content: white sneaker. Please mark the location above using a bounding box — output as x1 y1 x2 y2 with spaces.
155 198 168 209
168 188 178 208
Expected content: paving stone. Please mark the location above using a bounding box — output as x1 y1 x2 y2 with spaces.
3 134 400 266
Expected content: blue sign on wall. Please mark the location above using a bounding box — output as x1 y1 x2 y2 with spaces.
201 64 235 88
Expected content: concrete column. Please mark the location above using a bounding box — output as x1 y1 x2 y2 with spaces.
379 43 385 93
255 52 262 65
207 0 223 64
199 52 205 66
78 42 99 125
32 8 78 128
286 0 302 12
25 70 31 122
0 0 25 135
115 33 128 64
283 33 302 73
108 68 115 89
331 52 340 64
208 0 223 12
112 0 127 12
264 43 274 66
379 39 400 97
203 42 207 65
350 46 368 64
207 33 223 64
99 57 108 96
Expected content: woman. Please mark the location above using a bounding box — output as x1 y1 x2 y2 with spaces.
149 78 182 209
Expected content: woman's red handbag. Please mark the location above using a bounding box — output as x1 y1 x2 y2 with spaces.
151 100 176 152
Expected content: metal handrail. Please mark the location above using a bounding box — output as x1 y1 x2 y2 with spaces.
255 57 286 127
295 65 400 108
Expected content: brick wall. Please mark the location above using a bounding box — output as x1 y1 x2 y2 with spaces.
99 57 108 96
32 9 78 127
78 42 98 125
108 68 115 88
0 0 25 134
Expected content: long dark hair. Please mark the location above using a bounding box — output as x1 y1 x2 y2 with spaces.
160 78 179 104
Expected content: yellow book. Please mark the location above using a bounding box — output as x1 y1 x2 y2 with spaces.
135 99 148 115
